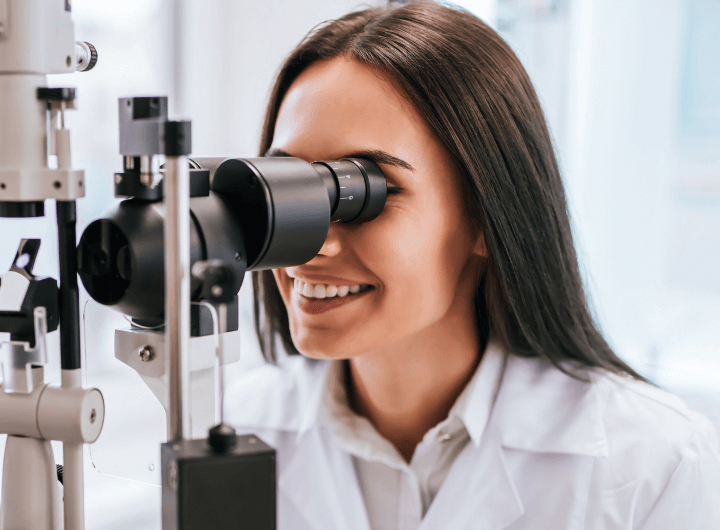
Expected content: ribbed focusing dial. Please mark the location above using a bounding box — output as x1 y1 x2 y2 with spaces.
311 158 387 224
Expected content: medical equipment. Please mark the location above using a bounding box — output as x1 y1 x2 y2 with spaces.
0 0 99 528
0 1 388 527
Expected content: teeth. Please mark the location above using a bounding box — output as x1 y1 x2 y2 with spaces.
302 282 314 297
293 279 370 299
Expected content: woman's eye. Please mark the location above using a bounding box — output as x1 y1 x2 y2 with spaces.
386 186 403 197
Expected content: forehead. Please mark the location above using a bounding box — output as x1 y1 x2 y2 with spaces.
272 57 436 175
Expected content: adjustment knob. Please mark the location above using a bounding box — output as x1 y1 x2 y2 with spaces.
75 41 98 72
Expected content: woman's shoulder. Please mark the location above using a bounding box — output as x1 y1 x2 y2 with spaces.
593 368 719 487
597 368 717 447
499 355 720 525
586 369 720 525
501 353 716 446
495 353 718 465
225 355 326 437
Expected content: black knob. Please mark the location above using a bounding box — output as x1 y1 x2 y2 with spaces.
191 259 236 304
37 87 76 102
85 42 98 71
208 423 237 453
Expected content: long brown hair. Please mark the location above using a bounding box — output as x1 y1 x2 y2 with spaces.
251 1 646 381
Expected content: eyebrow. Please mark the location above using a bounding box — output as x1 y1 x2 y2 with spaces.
264 147 415 172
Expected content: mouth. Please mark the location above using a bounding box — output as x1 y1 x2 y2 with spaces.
289 280 376 315
283 268 377 315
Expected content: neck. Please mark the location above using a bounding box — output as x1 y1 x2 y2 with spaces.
345 308 485 462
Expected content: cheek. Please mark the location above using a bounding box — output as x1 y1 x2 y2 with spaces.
365 198 456 277
365 204 423 262
358 208 461 307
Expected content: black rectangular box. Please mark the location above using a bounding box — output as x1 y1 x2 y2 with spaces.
161 434 276 530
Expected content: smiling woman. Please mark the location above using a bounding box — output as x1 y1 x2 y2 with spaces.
229 2 720 529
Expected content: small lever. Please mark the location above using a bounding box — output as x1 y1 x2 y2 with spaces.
191 260 238 452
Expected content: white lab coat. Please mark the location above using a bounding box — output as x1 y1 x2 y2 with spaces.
226 348 720 530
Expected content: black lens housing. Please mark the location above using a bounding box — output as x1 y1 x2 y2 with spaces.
77 157 386 319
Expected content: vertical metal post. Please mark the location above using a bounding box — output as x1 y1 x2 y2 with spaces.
56 201 81 371
57 197 85 530
163 120 192 441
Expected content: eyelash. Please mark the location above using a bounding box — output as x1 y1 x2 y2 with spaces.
386 186 403 196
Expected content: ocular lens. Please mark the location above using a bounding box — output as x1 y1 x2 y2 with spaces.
311 158 386 224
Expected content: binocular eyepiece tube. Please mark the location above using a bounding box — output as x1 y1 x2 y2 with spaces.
77 156 386 319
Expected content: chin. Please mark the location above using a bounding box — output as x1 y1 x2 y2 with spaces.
289 328 354 360
293 341 349 361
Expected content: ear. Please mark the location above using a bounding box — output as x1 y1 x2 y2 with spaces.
472 231 487 258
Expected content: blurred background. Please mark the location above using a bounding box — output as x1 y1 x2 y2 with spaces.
0 0 718 527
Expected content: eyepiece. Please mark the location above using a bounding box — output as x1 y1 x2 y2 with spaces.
311 158 386 224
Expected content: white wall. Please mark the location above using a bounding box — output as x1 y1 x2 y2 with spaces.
562 0 720 403
176 0 386 157
563 0 684 362
491 0 720 424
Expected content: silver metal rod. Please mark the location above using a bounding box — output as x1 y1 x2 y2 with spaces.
165 155 191 441
61 368 84 530
217 303 227 423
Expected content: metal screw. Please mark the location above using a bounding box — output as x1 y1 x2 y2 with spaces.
234 251 242 262
167 461 178 491
138 345 155 362
211 285 223 297
16 253 30 269
90 409 97 424
115 173 122 185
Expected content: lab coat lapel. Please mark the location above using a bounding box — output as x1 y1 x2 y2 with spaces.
421 352 609 530
420 437 524 530
279 427 371 530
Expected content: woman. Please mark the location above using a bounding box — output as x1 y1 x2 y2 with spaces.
228 2 720 528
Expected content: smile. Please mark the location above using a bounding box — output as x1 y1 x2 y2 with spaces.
293 279 374 299
292 284 375 315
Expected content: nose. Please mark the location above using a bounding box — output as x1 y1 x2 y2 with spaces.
315 222 343 258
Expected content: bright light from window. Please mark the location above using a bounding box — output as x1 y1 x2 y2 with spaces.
452 0 498 27
72 0 164 28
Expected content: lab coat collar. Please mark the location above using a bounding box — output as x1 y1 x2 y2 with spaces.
280 423 525 530
228 341 610 459
286 340 609 458
492 354 610 457
457 338 508 446
295 337 510 448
